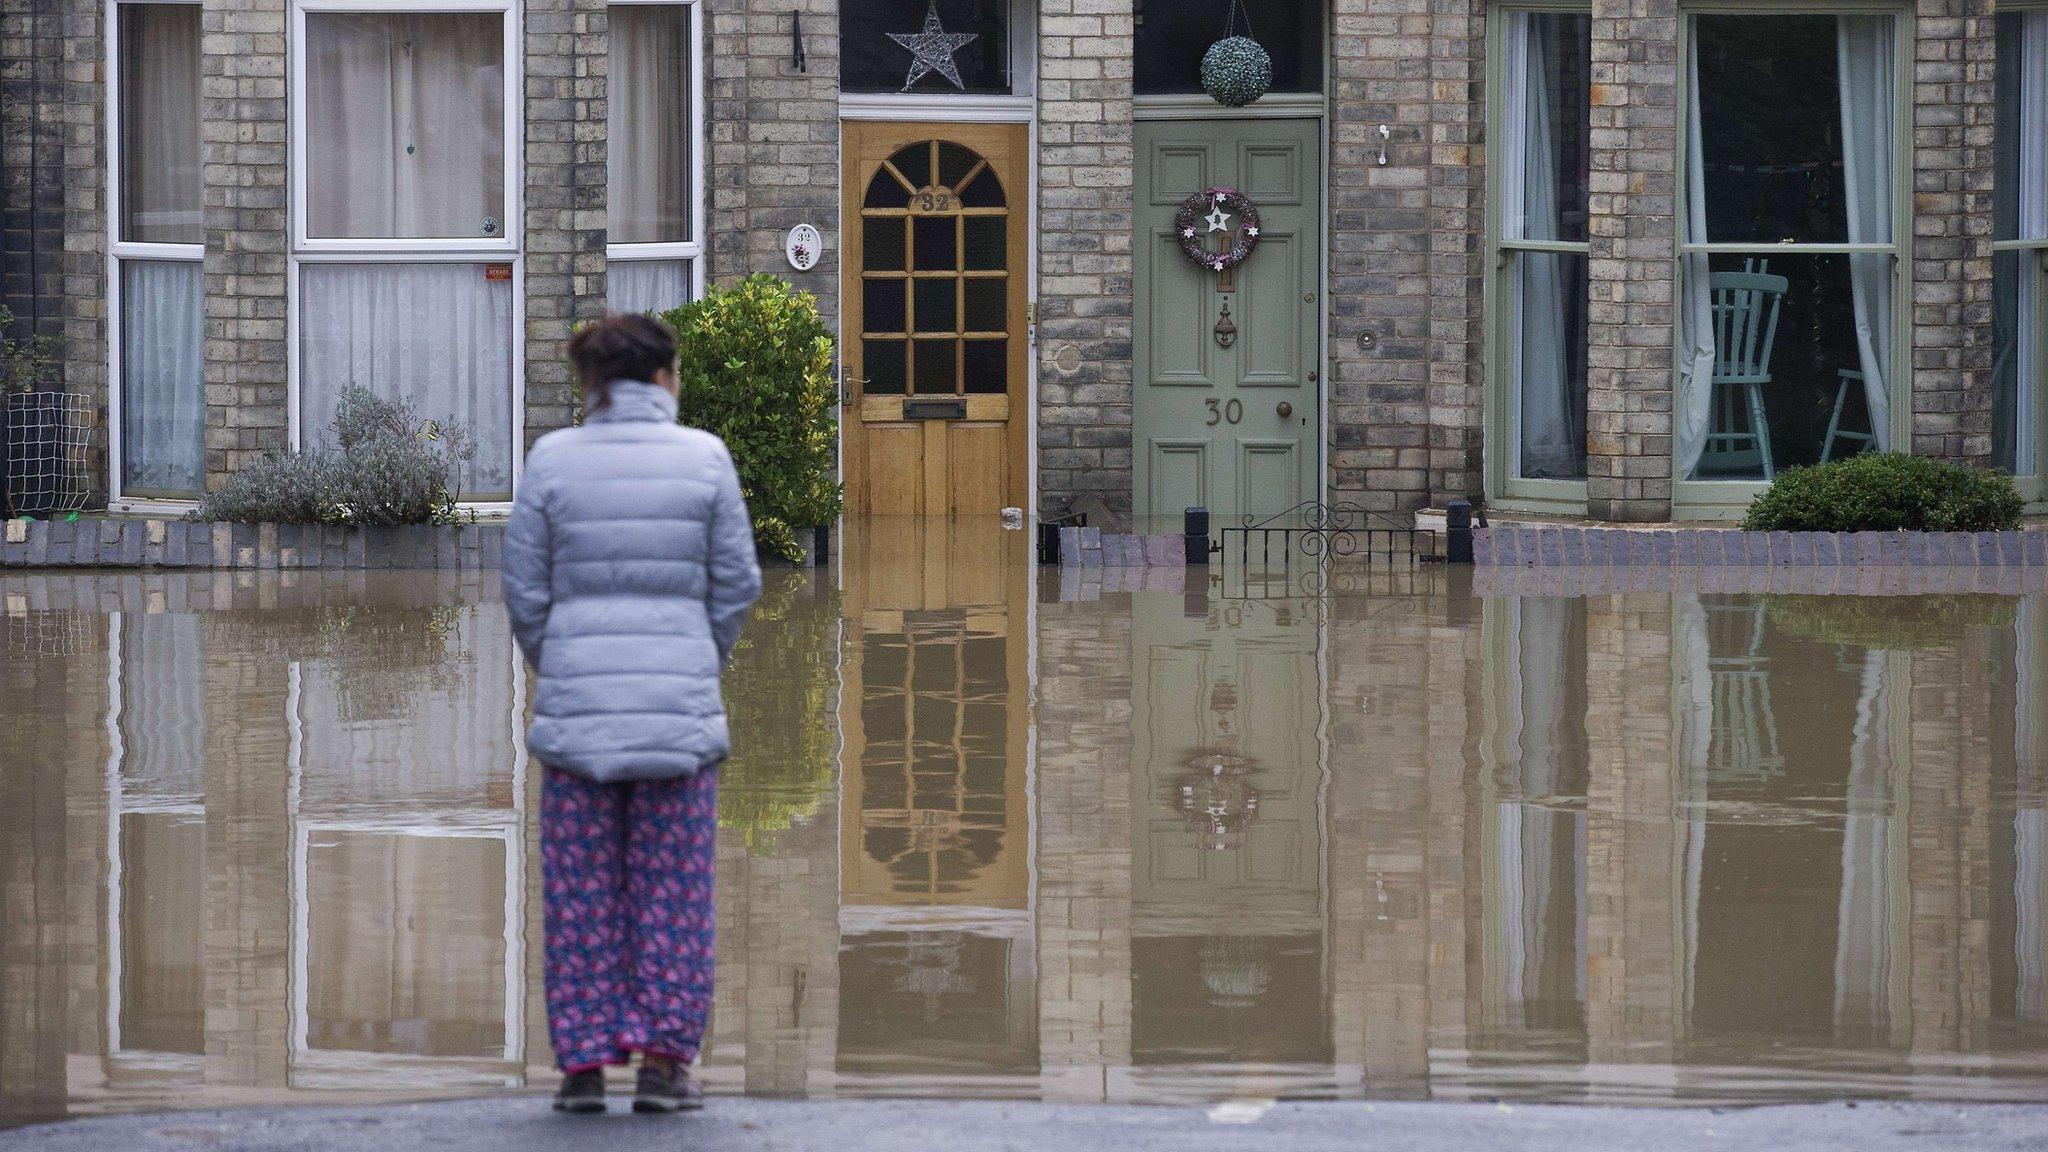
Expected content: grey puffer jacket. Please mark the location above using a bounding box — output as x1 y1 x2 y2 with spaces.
503 380 763 783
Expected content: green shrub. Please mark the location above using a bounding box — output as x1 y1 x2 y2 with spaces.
659 274 842 562
1740 453 2023 533
1765 594 2019 652
0 305 58 395
718 571 838 851
196 388 473 526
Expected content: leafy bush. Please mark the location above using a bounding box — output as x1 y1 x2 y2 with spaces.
1765 594 2019 652
659 274 842 562
1740 453 2023 533
718 571 838 851
196 388 473 526
0 305 58 394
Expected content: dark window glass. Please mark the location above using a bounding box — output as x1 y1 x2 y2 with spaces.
864 217 907 271
914 216 959 271
889 143 932 185
958 166 1005 208
963 339 1006 393
865 170 912 209
1135 0 1322 95
864 278 907 334
914 278 958 334
1694 14 1860 245
913 337 957 394
842 0 1012 95
963 216 1005 270
865 339 908 394
938 141 980 187
963 278 1005 333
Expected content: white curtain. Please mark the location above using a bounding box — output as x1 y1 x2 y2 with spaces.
299 263 515 499
608 258 692 315
120 4 202 245
2008 13 2048 475
1677 40 1716 479
1838 16 1895 449
1503 13 1577 480
1674 593 1713 1014
304 13 506 239
121 260 205 498
117 612 205 801
1834 648 1895 1037
608 5 692 245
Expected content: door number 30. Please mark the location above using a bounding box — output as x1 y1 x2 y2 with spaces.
1205 398 1243 426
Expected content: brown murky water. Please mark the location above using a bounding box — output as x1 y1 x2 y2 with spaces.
4 519 2048 1124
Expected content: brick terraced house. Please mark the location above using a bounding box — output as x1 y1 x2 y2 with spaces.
0 0 2044 526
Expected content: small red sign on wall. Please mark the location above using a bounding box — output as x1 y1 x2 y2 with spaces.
484 264 514 282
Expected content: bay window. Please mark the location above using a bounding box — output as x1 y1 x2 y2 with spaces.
1677 11 1904 496
606 1 703 314
110 1 204 502
1995 7 2048 479
292 0 520 502
1489 7 1592 503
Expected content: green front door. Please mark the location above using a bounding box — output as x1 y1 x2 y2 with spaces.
1134 118 1322 531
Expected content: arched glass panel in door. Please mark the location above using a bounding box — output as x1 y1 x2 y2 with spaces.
859 139 1009 398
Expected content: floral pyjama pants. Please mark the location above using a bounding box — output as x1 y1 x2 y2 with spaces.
540 766 718 1073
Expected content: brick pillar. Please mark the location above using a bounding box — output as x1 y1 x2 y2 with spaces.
523 0 609 442
1329 0 1435 514
1909 0 1998 463
1034 0 1134 524
200 0 290 489
1035 600 1132 1100
1426 0 1487 507
1907 643 1996 1054
1583 0 1679 522
705 0 839 319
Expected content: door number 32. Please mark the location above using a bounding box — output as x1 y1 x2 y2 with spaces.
1205 398 1243 426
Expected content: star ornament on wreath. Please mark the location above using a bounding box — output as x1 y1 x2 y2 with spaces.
1175 187 1262 273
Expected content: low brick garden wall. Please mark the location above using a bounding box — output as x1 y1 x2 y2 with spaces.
1475 525 2047 568
2 517 505 570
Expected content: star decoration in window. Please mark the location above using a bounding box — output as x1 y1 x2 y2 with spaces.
889 1 979 91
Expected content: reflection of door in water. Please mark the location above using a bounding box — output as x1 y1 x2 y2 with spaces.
1127 592 1329 1069
1134 119 1322 529
842 124 1030 516
835 519 1038 1082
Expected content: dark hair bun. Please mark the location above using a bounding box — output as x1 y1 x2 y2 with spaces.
568 313 679 411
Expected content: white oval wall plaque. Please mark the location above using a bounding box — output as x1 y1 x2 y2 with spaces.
785 224 822 272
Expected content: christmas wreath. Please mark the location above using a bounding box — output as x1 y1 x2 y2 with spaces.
1175 187 1262 273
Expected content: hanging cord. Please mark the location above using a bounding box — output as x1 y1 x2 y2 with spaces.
1223 0 1256 40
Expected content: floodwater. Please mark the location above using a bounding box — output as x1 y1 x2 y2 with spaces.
4 518 2048 1126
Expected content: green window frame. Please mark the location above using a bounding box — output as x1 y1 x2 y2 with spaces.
1672 1 1914 520
1484 0 1593 513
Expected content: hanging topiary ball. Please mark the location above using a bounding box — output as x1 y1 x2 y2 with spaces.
1201 36 1272 108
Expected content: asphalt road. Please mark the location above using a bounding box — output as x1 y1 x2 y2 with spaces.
5 1097 2047 1152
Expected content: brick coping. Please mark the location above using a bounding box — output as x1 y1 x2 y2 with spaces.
2 517 504 570
1475 525 2046 569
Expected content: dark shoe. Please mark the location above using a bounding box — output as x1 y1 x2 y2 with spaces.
553 1067 606 1114
633 1061 704 1113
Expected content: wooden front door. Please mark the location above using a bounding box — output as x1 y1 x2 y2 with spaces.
1133 119 1323 529
842 123 1030 517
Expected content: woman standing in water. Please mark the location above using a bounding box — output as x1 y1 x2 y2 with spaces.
503 312 762 1114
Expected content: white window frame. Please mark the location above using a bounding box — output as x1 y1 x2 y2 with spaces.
1995 1 2048 501
105 0 206 512
288 0 525 510
1672 3 1914 519
1483 0 1592 515
606 0 707 303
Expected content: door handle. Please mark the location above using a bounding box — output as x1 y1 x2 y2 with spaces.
843 376 868 405
1277 401 1293 419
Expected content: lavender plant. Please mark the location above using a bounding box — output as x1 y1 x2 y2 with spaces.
196 388 473 526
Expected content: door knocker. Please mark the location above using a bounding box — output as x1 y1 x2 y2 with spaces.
1213 301 1238 349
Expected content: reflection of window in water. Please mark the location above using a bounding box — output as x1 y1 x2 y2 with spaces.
835 927 1038 1080
1993 600 2048 1039
1129 934 1330 1066
855 613 1015 902
1674 595 1904 1048
107 612 207 1072
286 604 525 1084
1478 598 1589 1053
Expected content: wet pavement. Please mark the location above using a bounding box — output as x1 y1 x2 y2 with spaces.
4 518 2048 1128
